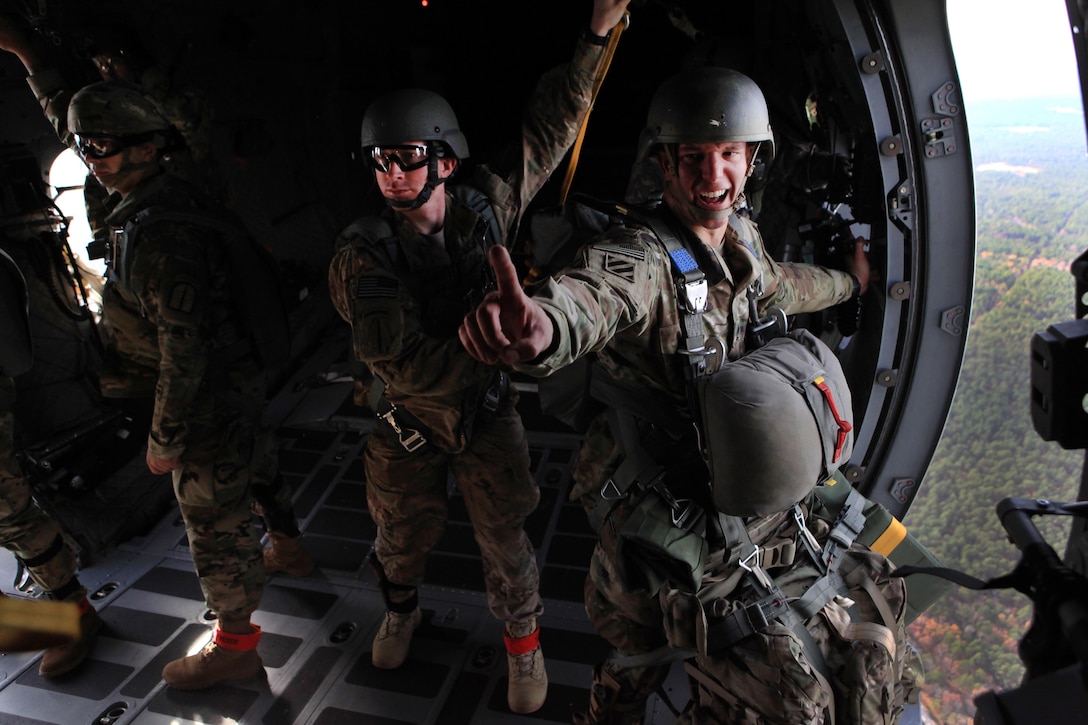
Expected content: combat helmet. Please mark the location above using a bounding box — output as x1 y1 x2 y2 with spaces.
67 80 173 138
360 88 469 159
360 88 468 210
636 66 775 164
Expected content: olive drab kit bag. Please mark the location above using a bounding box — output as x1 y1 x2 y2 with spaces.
525 196 929 722
113 206 292 369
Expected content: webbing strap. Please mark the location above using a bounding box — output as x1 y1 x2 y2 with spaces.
792 571 847 620
892 564 999 591
369 375 432 454
710 513 836 687
367 368 506 457
588 406 666 534
642 216 708 362
558 12 630 204
214 624 262 651
503 626 541 655
847 562 899 633
822 486 867 572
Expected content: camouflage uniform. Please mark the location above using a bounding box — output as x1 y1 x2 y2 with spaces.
0 378 84 603
0 249 84 604
26 66 217 400
26 67 298 541
104 172 266 621
516 206 857 704
328 35 611 623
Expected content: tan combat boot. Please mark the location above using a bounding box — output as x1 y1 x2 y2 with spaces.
263 532 315 576
39 598 102 677
162 621 264 690
505 618 547 714
371 607 421 669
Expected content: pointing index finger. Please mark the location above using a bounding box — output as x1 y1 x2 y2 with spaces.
489 245 523 300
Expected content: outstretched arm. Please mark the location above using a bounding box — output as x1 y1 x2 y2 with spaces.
460 245 555 366
0 15 43 73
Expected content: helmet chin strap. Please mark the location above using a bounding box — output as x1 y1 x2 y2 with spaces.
384 156 449 211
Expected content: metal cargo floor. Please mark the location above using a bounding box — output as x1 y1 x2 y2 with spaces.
0 327 691 725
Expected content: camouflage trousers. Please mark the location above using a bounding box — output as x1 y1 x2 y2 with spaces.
582 490 673 707
576 423 652 639
0 377 82 600
364 399 542 623
110 389 299 538
172 420 265 621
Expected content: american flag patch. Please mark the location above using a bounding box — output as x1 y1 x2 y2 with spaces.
594 243 645 261
355 276 398 299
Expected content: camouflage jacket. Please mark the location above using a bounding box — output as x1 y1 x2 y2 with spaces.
329 34 610 454
104 173 260 462
518 208 857 502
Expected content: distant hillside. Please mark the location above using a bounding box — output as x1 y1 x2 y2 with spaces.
906 94 1087 723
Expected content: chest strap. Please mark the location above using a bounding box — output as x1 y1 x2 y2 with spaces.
587 213 712 534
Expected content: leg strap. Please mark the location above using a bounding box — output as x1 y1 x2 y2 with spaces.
214 623 262 651
504 627 540 655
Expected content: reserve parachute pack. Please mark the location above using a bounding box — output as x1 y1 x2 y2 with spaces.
116 206 292 369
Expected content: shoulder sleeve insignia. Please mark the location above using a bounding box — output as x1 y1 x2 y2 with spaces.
589 243 644 284
603 253 637 283
166 281 199 315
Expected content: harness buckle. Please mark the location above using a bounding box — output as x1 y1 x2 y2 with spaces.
793 504 825 568
380 405 427 452
481 371 507 414
681 278 708 314
601 479 627 501
671 498 697 529
738 545 774 590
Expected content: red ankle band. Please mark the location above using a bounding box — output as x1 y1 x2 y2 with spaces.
77 597 92 616
503 626 540 655
213 623 262 651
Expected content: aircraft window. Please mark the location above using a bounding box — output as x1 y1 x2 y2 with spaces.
48 148 103 316
48 149 95 268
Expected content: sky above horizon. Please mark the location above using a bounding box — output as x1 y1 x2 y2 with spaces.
947 0 1081 101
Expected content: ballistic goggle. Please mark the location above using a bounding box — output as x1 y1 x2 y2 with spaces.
367 144 440 173
73 132 157 160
